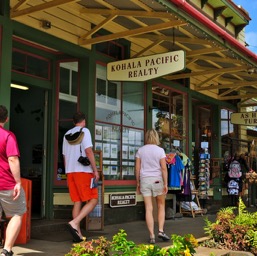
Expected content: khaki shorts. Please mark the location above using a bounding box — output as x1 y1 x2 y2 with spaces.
0 188 27 217
140 177 164 197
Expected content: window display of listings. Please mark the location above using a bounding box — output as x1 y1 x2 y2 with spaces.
95 124 143 180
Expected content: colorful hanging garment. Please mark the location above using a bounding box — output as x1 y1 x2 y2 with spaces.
168 154 184 190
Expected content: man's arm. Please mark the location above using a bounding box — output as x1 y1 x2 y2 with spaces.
8 156 21 200
85 147 100 181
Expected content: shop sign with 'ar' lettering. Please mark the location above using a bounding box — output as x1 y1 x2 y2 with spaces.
110 193 137 208
231 112 257 125
107 50 185 82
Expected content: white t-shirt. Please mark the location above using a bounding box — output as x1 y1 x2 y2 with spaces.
135 144 166 180
62 126 93 174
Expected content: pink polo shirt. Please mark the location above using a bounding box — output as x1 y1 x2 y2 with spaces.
0 126 20 190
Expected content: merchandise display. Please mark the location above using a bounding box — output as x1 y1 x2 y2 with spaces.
198 150 210 199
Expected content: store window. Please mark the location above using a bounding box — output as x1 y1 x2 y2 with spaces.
95 40 124 60
221 109 234 136
95 64 144 180
152 85 187 153
221 108 239 156
12 49 50 80
56 61 79 184
96 64 121 124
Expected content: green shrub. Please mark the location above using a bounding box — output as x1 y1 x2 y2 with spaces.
65 236 111 256
166 234 198 256
203 198 257 254
65 229 198 256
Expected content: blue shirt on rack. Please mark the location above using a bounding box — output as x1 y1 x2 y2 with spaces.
168 155 184 189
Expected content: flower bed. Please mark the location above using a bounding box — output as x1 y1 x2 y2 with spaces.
201 198 257 255
65 229 198 256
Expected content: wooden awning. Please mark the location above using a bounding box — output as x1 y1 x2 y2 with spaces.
9 0 257 104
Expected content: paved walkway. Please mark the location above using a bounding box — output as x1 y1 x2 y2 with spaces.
9 214 248 255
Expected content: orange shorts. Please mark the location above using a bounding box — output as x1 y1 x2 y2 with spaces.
67 172 98 202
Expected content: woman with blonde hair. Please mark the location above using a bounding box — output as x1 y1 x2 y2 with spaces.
135 129 169 244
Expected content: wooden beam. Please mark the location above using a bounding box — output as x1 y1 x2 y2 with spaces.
196 74 221 87
186 58 198 66
130 0 153 11
196 80 257 91
165 66 245 80
80 8 174 19
80 14 117 40
11 0 29 12
240 88 257 94
190 55 242 64
240 98 250 104
11 0 78 18
240 103 257 107
186 47 226 57
219 87 240 97
132 40 164 58
217 77 257 83
133 35 211 45
219 93 257 101
78 20 186 45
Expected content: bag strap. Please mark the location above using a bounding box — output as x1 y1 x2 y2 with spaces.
79 128 83 156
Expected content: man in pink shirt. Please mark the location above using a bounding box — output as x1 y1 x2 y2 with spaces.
0 105 26 256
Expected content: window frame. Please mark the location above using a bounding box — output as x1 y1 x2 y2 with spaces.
54 59 80 186
12 48 51 80
221 108 234 136
152 83 188 155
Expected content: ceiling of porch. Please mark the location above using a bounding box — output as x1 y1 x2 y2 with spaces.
9 0 257 105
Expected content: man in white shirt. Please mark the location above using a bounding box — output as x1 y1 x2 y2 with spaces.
63 112 99 242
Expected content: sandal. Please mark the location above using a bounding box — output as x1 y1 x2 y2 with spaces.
149 237 155 244
158 231 170 241
1 249 13 256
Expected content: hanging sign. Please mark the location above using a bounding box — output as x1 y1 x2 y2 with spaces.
110 193 137 208
107 50 185 81
231 112 257 125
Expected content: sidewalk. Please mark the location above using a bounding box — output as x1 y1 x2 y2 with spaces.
9 214 242 255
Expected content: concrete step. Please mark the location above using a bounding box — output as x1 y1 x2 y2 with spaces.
31 219 69 237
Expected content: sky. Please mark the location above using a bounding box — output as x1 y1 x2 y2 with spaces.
233 0 257 53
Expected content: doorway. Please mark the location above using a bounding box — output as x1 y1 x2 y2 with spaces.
10 85 46 219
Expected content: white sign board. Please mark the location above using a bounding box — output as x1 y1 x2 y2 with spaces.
231 112 257 125
107 50 185 81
